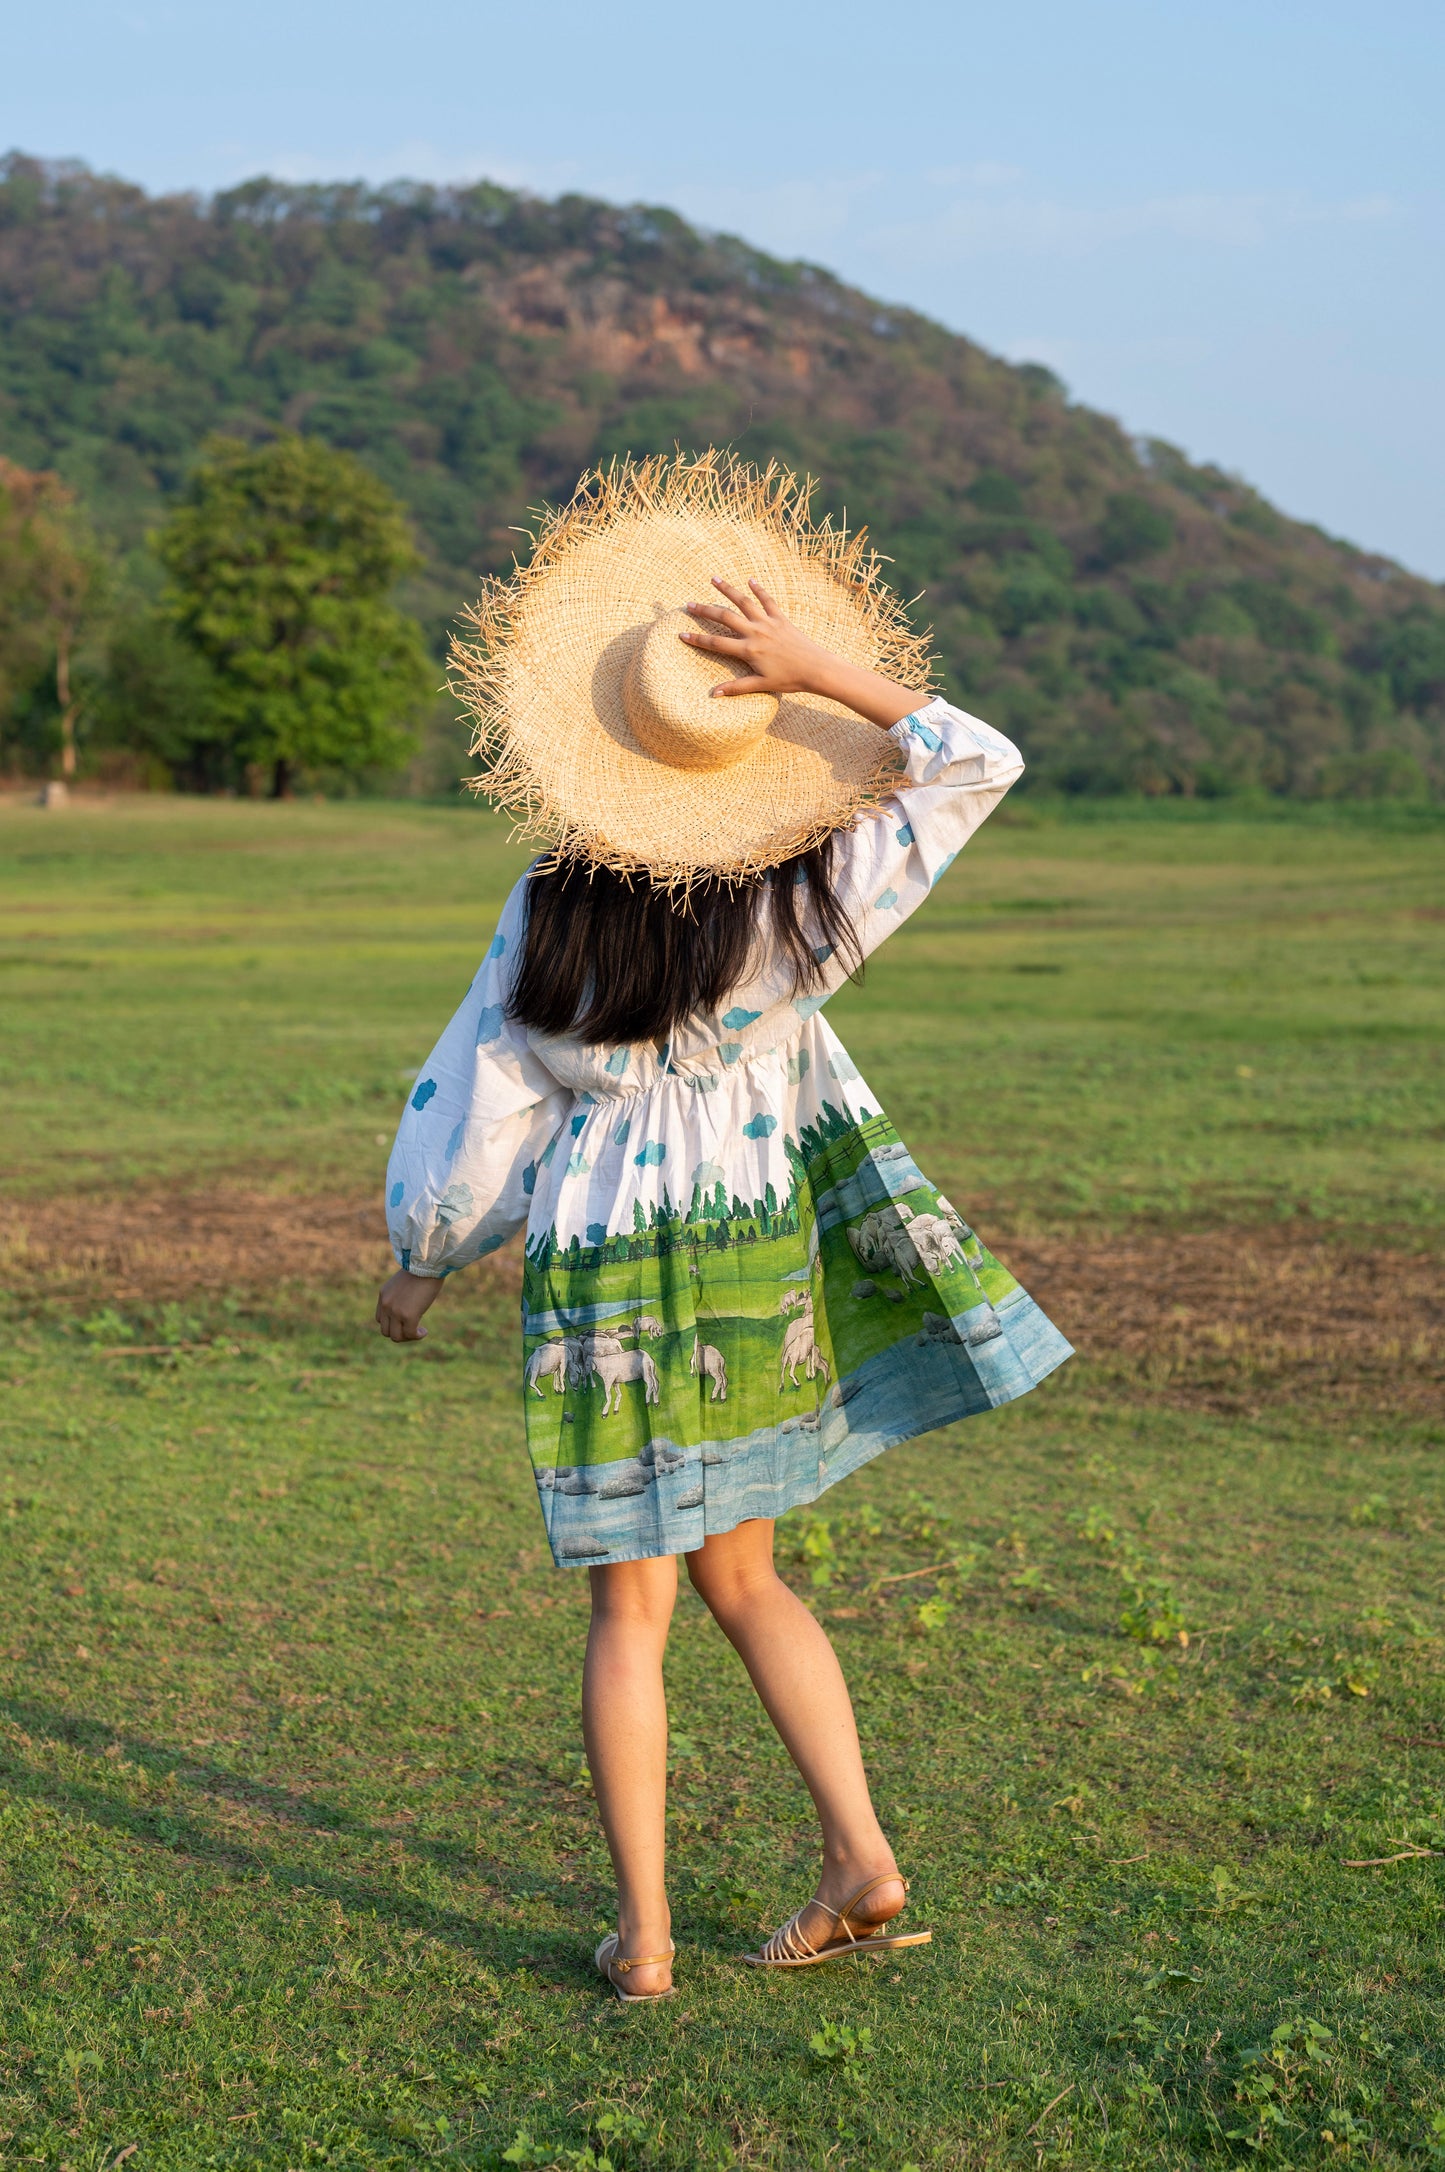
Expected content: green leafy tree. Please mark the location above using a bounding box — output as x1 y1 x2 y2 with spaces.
1096 492 1175 568
92 614 230 790
156 434 432 796
0 456 99 779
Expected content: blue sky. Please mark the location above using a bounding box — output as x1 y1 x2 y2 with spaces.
6 0 1442 576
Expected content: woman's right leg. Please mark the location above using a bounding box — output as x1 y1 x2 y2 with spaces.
685 1519 904 1947
583 1554 678 1994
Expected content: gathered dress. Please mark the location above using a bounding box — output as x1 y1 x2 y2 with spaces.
386 698 1073 1567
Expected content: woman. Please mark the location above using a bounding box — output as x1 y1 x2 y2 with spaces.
375 453 1072 2001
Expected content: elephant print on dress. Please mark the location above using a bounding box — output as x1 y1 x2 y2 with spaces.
690 1337 728 1402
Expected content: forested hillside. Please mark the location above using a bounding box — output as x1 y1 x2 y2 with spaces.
2 151 1442 796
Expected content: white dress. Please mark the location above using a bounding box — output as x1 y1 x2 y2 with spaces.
387 698 1073 1566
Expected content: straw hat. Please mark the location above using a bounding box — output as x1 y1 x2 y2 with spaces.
452 449 937 890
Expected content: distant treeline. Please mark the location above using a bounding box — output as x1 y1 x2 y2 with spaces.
1 152 1442 799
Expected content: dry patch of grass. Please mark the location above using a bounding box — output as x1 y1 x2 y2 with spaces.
11 1185 1439 1409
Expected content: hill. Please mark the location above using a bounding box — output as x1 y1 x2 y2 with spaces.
1 151 1442 797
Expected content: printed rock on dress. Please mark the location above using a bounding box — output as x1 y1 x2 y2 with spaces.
386 698 1073 1567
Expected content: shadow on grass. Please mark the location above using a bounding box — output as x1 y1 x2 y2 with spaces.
0 1692 612 1986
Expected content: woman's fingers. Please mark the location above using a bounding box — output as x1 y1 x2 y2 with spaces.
681 626 751 657
712 575 766 621
684 600 749 632
712 673 778 697
748 580 782 617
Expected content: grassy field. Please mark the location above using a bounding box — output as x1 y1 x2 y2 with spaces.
0 795 1442 2171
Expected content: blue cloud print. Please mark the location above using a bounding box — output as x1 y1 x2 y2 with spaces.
586 1222 609 1246
722 1006 760 1029
634 1140 667 1167
875 887 898 910
488 931 507 958
792 994 827 1019
907 716 942 751
411 1077 437 1111
691 1160 724 1188
389 1181 405 1208
895 821 914 846
476 1003 505 1044
742 1113 777 1140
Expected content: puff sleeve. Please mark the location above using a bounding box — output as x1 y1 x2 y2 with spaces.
384 875 572 1277
780 697 1023 1002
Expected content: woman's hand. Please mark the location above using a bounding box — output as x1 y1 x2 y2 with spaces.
375 1268 442 1343
681 578 923 730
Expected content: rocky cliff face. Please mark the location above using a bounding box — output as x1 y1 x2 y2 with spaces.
2 154 1441 796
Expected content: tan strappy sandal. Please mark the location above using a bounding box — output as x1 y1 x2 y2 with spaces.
594 1932 677 2003
742 1874 932 1967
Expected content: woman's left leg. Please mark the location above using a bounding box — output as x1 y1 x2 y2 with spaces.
686 1519 905 1948
583 1554 677 1995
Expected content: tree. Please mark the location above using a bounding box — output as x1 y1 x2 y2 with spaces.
0 457 98 779
155 434 432 796
91 614 230 790
1096 492 1175 569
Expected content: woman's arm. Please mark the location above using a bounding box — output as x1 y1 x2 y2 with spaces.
376 874 572 1342
680 579 922 728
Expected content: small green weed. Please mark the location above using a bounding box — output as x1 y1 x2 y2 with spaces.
809 2022 876 2064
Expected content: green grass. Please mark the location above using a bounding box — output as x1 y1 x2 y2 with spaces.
1 797 1441 1229
1 799 1442 2168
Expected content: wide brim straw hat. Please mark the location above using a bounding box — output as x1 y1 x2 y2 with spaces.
452 448 937 891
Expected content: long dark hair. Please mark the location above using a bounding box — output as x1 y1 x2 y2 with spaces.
506 838 861 1046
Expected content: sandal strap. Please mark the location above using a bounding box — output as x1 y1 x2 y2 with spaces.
759 1874 908 1962
832 1873 908 1945
608 1938 675 1975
